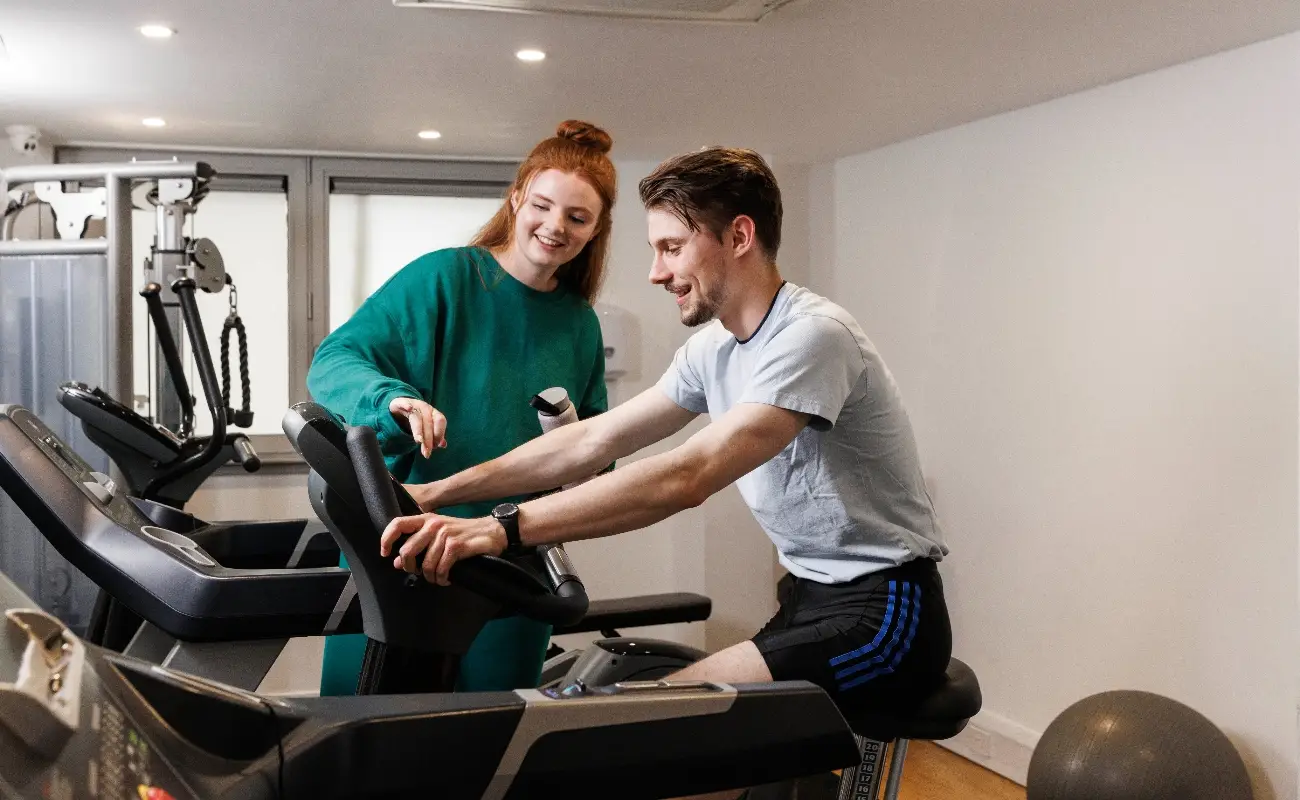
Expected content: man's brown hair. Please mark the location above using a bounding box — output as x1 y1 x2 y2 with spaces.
638 147 782 258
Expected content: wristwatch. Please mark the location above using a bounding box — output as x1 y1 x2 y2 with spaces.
491 502 524 555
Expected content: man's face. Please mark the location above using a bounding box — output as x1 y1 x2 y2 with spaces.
646 208 730 327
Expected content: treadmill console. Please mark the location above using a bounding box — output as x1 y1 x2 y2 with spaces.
0 606 194 800
0 406 209 565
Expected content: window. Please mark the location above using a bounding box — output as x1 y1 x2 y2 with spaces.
328 194 500 329
54 148 516 464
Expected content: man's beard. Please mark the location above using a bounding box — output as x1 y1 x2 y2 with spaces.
680 280 726 327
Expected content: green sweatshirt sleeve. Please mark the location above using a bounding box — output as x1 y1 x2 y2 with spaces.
306 282 429 458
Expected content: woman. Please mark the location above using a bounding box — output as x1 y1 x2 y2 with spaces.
307 120 616 695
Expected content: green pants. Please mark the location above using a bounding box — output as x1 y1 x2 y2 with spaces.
319 556 553 695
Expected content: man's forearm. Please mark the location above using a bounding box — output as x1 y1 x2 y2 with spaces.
516 448 705 545
423 419 611 507
511 401 811 546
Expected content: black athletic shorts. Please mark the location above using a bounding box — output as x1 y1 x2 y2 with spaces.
752 558 951 717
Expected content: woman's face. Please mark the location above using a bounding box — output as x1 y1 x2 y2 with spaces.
510 168 602 272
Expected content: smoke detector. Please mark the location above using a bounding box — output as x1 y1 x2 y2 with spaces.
392 0 801 23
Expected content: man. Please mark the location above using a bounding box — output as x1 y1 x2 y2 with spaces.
381 147 952 723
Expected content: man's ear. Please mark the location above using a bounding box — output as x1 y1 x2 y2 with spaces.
730 215 758 259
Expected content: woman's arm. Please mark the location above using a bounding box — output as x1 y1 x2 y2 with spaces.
307 277 434 459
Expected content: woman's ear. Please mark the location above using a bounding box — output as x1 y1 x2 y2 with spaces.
509 190 520 213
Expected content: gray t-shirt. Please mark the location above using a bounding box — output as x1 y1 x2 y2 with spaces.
657 283 947 584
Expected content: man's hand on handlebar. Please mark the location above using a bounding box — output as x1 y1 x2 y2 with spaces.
379 513 506 586
388 397 447 459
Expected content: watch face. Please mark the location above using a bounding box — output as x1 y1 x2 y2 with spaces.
493 502 519 519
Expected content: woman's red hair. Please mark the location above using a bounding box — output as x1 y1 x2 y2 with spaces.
470 120 616 305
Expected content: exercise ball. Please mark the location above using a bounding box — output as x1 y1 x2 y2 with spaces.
1027 690 1252 800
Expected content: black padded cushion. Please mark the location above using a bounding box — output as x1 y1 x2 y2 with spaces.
550 592 712 635
844 657 982 742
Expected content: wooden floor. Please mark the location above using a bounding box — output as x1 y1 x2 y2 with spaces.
895 742 1025 800
791 741 1026 800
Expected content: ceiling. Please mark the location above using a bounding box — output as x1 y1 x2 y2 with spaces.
2 0 1298 163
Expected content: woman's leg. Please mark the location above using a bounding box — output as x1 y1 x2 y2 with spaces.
456 615 554 691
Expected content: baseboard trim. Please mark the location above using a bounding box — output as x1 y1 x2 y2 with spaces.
936 709 1040 786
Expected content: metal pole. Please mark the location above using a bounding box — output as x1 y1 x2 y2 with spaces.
0 161 208 185
882 739 910 800
151 202 190 432
104 176 133 416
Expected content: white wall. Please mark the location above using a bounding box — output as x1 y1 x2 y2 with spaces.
813 32 1299 798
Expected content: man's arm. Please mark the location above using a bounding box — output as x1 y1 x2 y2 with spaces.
383 402 810 585
411 386 698 511
518 402 809 543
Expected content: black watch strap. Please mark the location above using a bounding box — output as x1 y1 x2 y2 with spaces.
493 503 523 554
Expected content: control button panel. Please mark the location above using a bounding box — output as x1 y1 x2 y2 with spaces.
90 701 185 800
542 679 721 700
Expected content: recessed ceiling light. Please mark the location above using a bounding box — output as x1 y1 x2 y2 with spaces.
139 24 175 39
515 49 546 63
142 117 166 128
417 130 442 140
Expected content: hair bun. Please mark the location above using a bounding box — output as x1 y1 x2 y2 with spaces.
556 120 613 154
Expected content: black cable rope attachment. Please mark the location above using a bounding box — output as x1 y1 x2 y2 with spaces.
220 276 254 428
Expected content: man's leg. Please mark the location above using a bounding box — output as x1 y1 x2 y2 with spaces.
668 641 773 800
669 639 772 683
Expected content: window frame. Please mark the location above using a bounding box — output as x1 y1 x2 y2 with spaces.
56 147 516 467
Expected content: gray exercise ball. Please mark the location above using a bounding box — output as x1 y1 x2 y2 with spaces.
1027 690 1252 800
